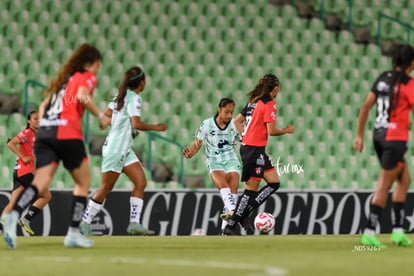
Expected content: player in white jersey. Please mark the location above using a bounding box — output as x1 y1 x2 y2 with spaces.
183 98 241 234
80 66 167 235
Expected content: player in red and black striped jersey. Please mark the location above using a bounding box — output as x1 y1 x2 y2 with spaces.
0 111 51 236
2 44 110 249
355 44 414 248
223 74 294 235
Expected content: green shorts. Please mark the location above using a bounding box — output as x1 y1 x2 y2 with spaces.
206 158 241 175
102 150 140 173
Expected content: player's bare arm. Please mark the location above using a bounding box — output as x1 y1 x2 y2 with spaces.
131 116 167 131
182 139 202 159
234 113 245 134
266 122 294 136
354 91 376 152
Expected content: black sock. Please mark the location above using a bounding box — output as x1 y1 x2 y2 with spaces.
14 185 38 215
24 206 41 221
227 190 257 227
70 196 87 228
365 204 383 231
391 202 405 228
249 182 280 211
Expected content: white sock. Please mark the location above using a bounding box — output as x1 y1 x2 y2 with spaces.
363 228 375 236
232 193 238 206
219 188 236 211
393 227 403 234
130 197 143 223
82 199 103 224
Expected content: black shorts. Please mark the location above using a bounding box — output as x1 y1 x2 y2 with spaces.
35 139 87 170
13 171 34 190
240 145 274 182
373 129 407 170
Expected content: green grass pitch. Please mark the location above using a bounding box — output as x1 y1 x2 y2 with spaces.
0 234 412 276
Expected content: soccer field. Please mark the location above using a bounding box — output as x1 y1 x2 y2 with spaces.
0 234 412 276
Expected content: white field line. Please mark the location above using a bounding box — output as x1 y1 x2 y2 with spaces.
0 256 288 275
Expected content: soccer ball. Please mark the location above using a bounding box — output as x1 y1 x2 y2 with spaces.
191 228 206 236
254 212 275 233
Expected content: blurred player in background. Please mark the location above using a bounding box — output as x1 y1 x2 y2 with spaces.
183 98 241 234
223 74 294 235
354 44 414 248
80 66 167 236
2 43 109 249
0 111 51 236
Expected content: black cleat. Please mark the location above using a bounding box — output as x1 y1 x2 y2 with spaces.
222 225 241 236
240 216 255 235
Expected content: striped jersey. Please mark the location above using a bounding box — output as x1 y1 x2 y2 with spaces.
102 89 142 156
14 127 36 177
371 70 414 141
37 71 97 140
196 116 240 163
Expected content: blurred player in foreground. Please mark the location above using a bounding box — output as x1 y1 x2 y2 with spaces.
2 43 108 249
80 66 167 236
183 98 241 234
354 44 414 248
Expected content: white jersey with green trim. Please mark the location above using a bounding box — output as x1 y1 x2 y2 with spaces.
102 89 142 156
196 116 240 163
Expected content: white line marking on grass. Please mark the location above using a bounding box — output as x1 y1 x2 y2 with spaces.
0 256 287 275
111 257 287 275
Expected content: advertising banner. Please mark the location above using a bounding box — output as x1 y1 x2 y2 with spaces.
1 190 413 236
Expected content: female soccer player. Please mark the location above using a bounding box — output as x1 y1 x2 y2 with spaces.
80 66 167 235
2 43 108 249
354 44 414 248
182 98 240 233
222 74 294 235
0 111 51 236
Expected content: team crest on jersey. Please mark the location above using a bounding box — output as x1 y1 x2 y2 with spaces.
255 167 262 176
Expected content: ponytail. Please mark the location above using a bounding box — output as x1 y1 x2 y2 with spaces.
247 74 279 103
116 66 145 111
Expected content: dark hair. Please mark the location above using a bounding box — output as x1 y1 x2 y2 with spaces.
26 110 38 129
215 98 235 116
116 66 145 111
389 44 414 111
247 74 280 103
43 44 102 97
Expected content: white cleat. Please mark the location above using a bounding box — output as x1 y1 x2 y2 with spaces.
2 211 19 250
64 229 94 248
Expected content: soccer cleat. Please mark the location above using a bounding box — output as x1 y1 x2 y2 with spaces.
64 229 94 248
390 231 412 247
360 234 386 249
126 222 155 235
240 216 255 235
222 225 241 236
18 218 35 236
79 221 92 236
219 210 234 221
2 211 19 250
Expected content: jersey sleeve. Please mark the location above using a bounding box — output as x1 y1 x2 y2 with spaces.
16 129 28 143
263 101 276 123
108 97 116 110
240 103 249 117
79 72 97 94
127 94 142 117
405 79 414 105
370 71 390 96
196 119 209 141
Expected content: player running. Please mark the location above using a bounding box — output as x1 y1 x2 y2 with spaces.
222 74 294 235
2 43 108 249
80 66 167 236
354 44 414 248
183 98 241 234
0 111 51 236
